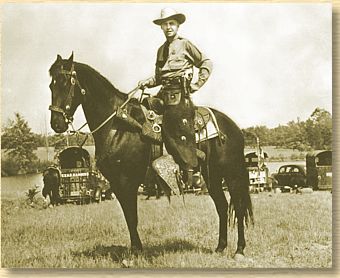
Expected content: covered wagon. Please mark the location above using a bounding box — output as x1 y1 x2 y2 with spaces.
57 146 111 203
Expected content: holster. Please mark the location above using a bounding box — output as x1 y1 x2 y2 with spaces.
161 76 192 106
181 75 192 98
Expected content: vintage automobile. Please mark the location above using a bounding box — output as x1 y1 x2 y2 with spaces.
57 146 111 204
272 164 307 192
306 150 332 190
245 151 270 192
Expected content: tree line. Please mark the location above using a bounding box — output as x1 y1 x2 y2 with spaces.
242 108 332 151
1 108 332 175
1 113 94 175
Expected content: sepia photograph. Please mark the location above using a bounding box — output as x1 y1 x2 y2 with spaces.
1 2 332 270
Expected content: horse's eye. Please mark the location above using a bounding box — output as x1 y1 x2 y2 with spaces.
55 75 67 87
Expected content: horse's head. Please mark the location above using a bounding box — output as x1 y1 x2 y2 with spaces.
49 53 85 133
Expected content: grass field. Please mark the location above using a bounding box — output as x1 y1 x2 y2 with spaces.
1 186 332 269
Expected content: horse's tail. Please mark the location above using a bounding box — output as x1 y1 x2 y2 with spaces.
206 108 254 227
228 169 254 228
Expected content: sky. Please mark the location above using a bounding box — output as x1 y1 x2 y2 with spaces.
1 3 332 134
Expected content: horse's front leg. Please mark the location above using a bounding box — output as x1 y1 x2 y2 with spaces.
113 178 143 252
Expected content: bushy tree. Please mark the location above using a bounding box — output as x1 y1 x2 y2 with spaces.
284 120 309 151
1 113 39 173
243 125 271 147
305 108 332 150
33 133 45 147
269 125 286 147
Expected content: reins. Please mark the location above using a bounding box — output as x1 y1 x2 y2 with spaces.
58 85 142 147
69 85 142 140
86 85 142 135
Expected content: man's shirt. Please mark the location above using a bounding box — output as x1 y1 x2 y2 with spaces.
149 35 213 88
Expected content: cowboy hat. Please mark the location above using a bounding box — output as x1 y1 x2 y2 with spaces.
153 8 186 25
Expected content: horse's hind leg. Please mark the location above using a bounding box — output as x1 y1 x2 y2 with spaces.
228 171 251 256
205 172 228 252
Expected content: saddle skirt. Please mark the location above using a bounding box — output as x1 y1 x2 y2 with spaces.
194 106 219 143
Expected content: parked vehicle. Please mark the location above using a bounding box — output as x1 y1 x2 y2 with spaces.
245 151 270 192
306 150 332 190
272 164 306 192
57 146 111 204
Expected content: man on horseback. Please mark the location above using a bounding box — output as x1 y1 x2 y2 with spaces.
139 8 213 188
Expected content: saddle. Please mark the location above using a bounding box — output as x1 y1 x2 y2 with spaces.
141 97 221 143
115 97 225 196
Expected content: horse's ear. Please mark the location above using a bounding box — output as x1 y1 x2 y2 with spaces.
57 54 62 61
68 52 74 62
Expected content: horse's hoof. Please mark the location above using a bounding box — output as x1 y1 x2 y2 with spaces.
234 253 245 261
215 246 226 253
131 245 143 255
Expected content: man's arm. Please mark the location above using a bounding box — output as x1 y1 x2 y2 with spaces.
138 66 161 88
185 40 213 92
138 75 158 89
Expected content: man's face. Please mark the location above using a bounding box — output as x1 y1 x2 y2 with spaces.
161 19 179 39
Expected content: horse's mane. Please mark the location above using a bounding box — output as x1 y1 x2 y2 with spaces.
49 60 128 101
77 63 128 100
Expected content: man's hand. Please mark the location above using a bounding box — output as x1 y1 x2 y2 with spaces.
138 78 152 89
190 83 200 93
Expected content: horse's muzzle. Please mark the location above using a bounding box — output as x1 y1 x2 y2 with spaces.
51 112 68 133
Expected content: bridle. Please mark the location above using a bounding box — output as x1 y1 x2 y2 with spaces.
49 63 86 124
49 62 142 136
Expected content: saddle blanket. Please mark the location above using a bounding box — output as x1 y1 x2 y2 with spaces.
195 120 219 143
195 107 219 143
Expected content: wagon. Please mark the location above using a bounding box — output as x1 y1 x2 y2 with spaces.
245 151 270 192
57 146 111 204
306 150 332 190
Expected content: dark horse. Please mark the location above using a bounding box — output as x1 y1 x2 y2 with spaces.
48 53 253 257
42 166 61 206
